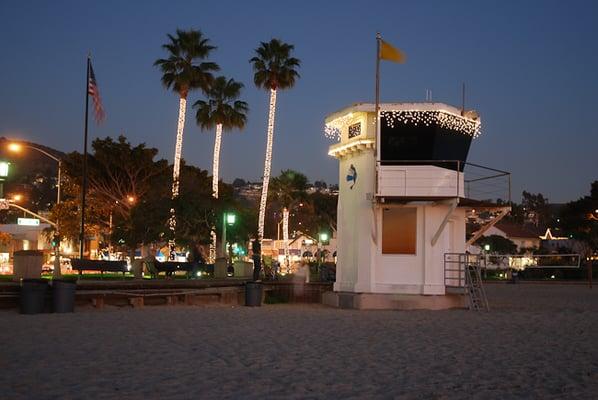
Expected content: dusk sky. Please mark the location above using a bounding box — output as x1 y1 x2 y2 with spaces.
1 0 597 203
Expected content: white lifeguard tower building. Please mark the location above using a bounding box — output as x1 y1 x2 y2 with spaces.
323 102 510 310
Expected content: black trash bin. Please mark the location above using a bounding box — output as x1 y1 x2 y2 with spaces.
20 279 48 314
245 282 263 307
52 279 77 313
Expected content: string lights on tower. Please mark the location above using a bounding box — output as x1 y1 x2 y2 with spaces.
323 108 481 141
381 110 481 137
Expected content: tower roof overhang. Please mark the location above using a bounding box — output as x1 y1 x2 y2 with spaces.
325 102 477 124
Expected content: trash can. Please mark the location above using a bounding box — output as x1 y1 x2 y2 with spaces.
245 282 263 307
52 279 77 313
20 279 48 314
13 250 44 281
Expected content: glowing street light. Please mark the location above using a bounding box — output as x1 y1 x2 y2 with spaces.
221 212 237 268
11 193 23 203
7 142 61 204
226 213 236 225
7 143 22 153
127 195 136 204
317 232 330 268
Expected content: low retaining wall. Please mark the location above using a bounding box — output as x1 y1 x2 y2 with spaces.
0 280 334 310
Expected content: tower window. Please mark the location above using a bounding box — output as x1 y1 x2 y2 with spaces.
382 207 417 254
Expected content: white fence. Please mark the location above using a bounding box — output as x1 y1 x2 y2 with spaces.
482 254 581 270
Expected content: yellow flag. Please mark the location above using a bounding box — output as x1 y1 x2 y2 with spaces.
380 40 406 63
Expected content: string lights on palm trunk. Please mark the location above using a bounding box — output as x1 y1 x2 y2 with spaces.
257 88 277 240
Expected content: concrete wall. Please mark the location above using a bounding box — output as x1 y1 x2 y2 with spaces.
334 148 376 293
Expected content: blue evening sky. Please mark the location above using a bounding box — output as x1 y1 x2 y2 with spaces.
1 0 597 202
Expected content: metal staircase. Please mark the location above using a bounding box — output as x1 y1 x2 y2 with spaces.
464 262 489 311
444 253 489 311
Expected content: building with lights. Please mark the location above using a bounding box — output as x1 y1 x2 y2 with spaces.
484 222 541 252
323 102 510 309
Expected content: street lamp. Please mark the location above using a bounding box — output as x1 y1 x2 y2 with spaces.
226 213 236 225
318 232 330 268
8 142 63 278
8 142 62 204
221 211 237 267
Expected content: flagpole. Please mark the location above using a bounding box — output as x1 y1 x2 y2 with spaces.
79 54 90 259
375 33 381 190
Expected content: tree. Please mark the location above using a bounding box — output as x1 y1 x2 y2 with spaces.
51 136 227 259
232 178 246 188
51 136 170 256
521 191 549 229
314 180 328 190
306 191 338 236
154 28 219 257
477 235 518 255
559 181 598 257
250 38 300 240
193 76 248 199
193 76 248 260
269 170 308 267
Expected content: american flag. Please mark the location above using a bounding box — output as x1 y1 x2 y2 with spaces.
88 62 105 124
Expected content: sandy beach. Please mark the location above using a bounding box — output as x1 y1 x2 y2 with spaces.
1 284 597 399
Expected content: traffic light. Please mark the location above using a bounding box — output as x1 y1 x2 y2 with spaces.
51 234 61 248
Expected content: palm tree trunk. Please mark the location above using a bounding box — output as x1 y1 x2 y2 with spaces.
210 123 223 262
168 96 187 259
212 123 223 198
282 207 290 273
257 88 277 240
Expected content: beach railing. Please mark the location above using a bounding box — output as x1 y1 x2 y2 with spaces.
444 253 482 288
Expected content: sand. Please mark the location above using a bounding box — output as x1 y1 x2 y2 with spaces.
1 284 597 399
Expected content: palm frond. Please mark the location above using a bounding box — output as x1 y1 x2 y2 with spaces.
154 28 219 97
249 38 301 91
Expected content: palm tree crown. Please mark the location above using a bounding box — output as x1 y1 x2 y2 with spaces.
270 169 308 208
250 39 301 91
193 77 248 131
154 29 219 98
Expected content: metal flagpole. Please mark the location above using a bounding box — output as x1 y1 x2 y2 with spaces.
375 33 381 190
79 55 91 259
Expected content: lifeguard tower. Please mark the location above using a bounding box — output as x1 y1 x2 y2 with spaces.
323 102 510 310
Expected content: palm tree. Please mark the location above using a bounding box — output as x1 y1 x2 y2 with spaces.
250 39 300 240
194 76 248 259
270 170 308 271
154 28 219 258
194 76 248 199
